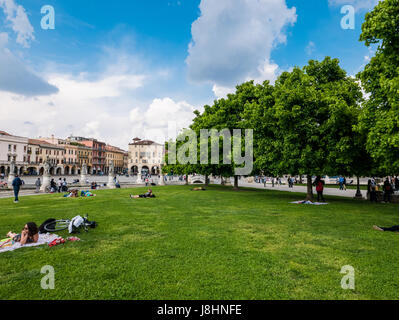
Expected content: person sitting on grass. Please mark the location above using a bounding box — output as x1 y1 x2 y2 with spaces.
191 187 206 191
130 189 155 199
81 190 96 197
373 225 399 234
7 222 39 245
64 189 79 198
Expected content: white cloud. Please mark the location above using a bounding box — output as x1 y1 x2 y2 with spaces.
0 32 8 47
328 0 380 11
0 48 198 149
186 0 296 89
129 97 197 143
305 41 316 56
49 73 145 100
212 84 235 99
0 0 35 47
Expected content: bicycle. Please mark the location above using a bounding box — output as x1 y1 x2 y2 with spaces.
43 214 97 233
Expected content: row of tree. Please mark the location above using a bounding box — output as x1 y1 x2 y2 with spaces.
163 0 399 200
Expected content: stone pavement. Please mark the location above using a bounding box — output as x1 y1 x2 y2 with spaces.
237 181 368 199
0 178 369 200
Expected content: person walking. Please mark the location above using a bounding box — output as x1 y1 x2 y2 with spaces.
369 178 377 202
383 178 393 203
57 178 62 193
35 178 41 193
12 174 23 203
62 178 67 192
338 176 344 190
313 176 325 202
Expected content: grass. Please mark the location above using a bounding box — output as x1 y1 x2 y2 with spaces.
0 185 398 300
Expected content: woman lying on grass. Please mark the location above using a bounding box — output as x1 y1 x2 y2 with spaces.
373 225 399 234
191 187 206 191
130 189 155 199
7 222 39 245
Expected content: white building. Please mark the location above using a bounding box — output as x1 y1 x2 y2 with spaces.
128 138 164 175
0 131 29 176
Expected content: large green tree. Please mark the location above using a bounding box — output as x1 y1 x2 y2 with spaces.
244 57 363 199
357 0 399 174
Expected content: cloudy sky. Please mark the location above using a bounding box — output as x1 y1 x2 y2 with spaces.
0 0 380 149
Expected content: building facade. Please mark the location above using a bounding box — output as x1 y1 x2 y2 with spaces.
128 138 164 175
0 131 28 176
105 145 127 174
27 139 66 175
69 136 106 174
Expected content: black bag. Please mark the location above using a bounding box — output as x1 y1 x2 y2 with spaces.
39 218 56 234
88 221 98 228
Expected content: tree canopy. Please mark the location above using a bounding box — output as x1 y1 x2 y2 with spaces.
357 0 399 174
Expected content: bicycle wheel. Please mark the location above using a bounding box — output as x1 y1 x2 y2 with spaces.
44 220 70 232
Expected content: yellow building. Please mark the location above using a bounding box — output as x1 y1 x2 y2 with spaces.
28 139 66 175
105 145 127 174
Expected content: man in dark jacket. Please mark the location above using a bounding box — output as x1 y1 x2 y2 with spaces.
12 175 23 203
383 178 393 203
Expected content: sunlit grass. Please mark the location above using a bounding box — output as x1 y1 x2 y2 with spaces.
0 185 398 300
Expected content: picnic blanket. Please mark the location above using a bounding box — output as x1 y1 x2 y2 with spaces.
291 200 328 205
0 233 59 254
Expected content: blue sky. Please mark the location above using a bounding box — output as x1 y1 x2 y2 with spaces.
0 0 379 148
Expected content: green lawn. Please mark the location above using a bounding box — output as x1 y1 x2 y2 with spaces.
1 185 398 300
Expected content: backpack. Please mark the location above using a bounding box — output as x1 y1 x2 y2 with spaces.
39 218 57 234
68 216 84 234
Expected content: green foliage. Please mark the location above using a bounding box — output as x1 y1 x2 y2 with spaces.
358 0 399 174
244 58 365 184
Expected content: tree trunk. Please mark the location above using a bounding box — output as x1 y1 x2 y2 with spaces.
299 175 303 184
205 175 209 186
306 175 313 200
221 176 225 185
185 175 189 185
233 176 239 190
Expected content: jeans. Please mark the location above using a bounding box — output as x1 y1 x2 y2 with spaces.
384 192 392 203
381 225 399 232
13 187 20 201
370 190 377 202
317 191 325 202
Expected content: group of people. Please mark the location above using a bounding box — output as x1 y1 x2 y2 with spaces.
368 177 398 203
287 176 295 188
48 178 68 193
338 176 347 191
